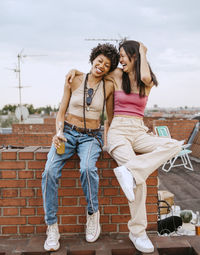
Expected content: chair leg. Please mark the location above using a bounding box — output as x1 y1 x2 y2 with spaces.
183 154 194 171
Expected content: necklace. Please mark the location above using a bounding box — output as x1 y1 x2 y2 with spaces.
86 83 101 111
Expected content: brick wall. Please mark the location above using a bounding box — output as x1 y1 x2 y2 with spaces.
152 119 198 142
0 134 52 147
0 146 158 236
191 131 200 159
12 124 55 134
1 118 197 148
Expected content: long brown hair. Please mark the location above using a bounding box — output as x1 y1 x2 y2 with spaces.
119 40 158 97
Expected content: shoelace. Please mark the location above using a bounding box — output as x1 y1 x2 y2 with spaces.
86 214 96 235
47 225 58 242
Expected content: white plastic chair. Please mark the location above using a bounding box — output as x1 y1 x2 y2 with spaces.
154 126 194 172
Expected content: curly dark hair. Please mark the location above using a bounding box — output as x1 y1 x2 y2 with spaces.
89 43 119 72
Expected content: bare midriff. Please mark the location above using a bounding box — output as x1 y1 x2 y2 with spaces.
114 114 143 119
65 113 100 129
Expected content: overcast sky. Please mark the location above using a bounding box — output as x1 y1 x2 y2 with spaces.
0 0 200 109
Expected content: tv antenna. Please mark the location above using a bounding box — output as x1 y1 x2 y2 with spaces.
85 35 128 44
6 49 47 122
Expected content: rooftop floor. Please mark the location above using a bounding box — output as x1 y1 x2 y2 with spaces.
159 158 200 213
1 234 200 254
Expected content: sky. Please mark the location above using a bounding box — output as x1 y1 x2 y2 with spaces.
0 0 200 109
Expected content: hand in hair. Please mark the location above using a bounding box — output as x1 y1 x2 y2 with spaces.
139 42 147 55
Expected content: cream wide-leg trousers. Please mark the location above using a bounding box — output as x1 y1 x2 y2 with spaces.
107 116 182 237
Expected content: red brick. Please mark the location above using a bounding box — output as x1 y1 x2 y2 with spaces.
0 217 26 225
28 198 43 206
27 180 41 188
35 171 42 179
0 180 26 188
60 225 84 233
19 226 34 234
0 170 16 178
61 179 76 187
100 215 109 223
20 208 35 216
119 224 129 232
110 161 118 168
35 152 48 160
62 170 80 178
146 204 158 213
102 169 115 177
62 198 77 206
2 189 18 198
103 188 119 196
104 206 118 214
146 177 158 186
63 161 77 169
0 161 25 169
61 216 77 224
96 161 109 168
147 214 158 222
99 197 110 205
3 208 19 216
18 170 34 179
58 207 85 215
28 161 46 169
20 189 35 197
146 196 158 204
102 224 117 232
2 151 17 160
28 216 44 224
79 197 87 206
36 226 46 233
99 179 110 186
147 187 158 195
120 206 129 214
2 226 17 234
19 152 34 160
112 197 127 205
111 215 130 223
0 198 26 206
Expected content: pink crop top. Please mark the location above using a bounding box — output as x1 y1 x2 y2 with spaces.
114 90 148 117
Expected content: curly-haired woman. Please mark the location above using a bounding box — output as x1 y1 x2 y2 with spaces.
42 43 119 251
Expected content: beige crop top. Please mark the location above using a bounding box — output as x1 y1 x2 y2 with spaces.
67 74 104 120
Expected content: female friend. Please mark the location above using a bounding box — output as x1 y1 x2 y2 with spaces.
66 40 182 253
42 43 119 251
106 40 182 253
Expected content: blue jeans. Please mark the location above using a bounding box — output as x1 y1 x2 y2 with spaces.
42 124 102 225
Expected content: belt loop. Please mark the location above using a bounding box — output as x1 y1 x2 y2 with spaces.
72 124 74 130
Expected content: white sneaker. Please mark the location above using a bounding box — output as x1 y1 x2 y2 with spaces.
86 210 101 242
44 222 60 251
114 166 135 202
129 232 154 253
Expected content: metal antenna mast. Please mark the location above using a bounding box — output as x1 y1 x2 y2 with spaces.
7 49 47 122
85 35 128 43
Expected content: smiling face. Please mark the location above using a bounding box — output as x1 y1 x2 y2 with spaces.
91 54 111 77
119 47 135 73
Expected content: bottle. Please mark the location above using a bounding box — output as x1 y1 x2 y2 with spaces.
56 122 65 155
195 211 200 235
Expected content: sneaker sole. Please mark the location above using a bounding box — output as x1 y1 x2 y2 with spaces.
114 169 135 202
44 241 60 251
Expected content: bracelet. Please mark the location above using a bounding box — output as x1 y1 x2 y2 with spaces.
56 130 63 137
